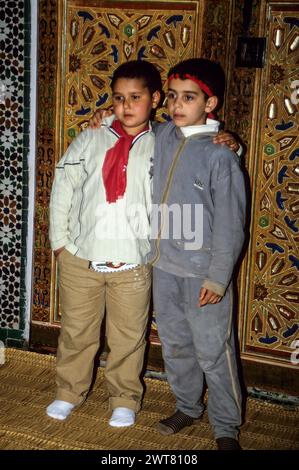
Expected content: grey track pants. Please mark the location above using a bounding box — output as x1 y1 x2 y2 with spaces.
153 267 243 439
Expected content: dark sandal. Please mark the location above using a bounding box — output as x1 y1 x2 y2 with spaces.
157 410 201 435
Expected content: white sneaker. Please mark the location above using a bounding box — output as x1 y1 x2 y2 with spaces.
109 407 135 427
46 400 75 420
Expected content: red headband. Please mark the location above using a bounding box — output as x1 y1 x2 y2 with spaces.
168 73 214 97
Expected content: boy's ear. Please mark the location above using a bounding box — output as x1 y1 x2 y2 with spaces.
205 96 218 114
152 90 162 109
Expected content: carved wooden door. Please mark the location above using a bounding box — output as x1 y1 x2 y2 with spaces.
238 2 299 368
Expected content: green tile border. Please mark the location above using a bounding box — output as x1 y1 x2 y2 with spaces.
6 338 26 349
0 329 8 342
0 328 26 348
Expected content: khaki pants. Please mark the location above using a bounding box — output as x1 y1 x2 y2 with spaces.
55 249 151 412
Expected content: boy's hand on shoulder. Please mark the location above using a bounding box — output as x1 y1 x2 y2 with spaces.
88 108 113 129
213 130 240 153
198 287 222 307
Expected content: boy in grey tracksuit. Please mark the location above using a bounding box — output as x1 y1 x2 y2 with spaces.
150 59 246 450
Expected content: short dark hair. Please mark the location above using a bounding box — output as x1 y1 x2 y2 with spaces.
168 58 225 109
111 60 163 96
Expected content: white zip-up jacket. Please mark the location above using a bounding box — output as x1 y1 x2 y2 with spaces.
49 118 154 263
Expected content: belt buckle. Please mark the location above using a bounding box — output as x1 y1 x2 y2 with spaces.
106 262 126 269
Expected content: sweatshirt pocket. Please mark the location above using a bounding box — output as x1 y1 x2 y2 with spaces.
189 248 212 272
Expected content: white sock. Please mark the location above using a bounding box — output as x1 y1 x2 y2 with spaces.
46 400 75 420
109 407 135 427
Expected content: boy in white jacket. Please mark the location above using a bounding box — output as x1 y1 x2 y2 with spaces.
47 60 162 427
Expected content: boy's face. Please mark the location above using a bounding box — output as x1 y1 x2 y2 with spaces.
112 78 160 135
167 78 217 127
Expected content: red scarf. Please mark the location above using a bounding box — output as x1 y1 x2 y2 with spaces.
102 120 148 203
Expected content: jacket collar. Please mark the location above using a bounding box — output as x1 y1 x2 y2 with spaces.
174 125 218 140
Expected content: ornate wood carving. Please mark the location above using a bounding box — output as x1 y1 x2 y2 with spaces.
238 1 299 367
58 0 203 150
32 0 58 323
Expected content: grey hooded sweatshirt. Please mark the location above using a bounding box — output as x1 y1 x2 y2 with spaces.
150 121 246 297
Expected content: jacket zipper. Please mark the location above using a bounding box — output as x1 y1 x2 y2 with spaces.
151 138 187 266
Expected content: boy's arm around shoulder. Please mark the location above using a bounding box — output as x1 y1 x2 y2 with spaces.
203 146 246 296
49 130 91 251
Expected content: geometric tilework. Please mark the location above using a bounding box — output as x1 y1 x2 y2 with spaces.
0 0 30 345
